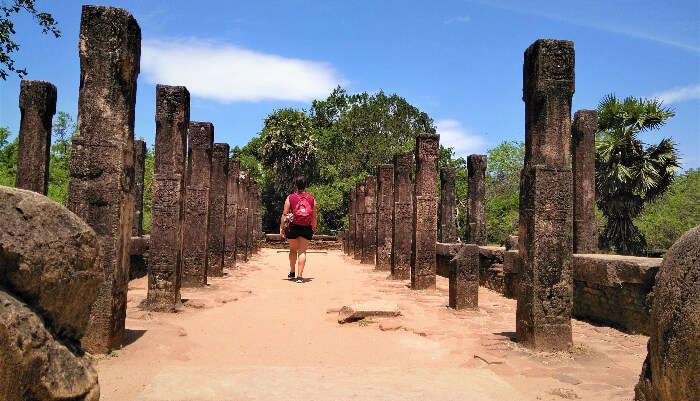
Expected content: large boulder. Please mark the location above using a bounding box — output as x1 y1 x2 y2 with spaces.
0 186 103 341
634 226 699 401
0 289 99 401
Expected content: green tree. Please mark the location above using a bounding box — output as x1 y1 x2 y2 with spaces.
0 127 19 186
635 169 700 254
47 111 75 204
142 143 154 233
1 0 60 79
595 94 679 255
484 141 524 245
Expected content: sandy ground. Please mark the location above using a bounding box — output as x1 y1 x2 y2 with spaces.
96 248 648 401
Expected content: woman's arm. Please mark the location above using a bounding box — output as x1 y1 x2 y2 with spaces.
280 196 290 237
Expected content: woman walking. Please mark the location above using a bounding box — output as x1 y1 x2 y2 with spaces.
280 176 317 283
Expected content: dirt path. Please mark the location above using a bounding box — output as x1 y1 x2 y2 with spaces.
96 248 647 401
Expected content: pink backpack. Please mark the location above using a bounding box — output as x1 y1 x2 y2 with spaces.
290 193 313 226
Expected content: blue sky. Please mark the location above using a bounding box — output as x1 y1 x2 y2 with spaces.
1 0 698 168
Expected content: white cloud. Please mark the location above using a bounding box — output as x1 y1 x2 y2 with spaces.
141 39 346 102
651 84 700 105
435 119 487 157
444 16 471 24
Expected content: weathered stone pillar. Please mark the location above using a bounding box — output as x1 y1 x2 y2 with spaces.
376 165 394 270
247 179 255 255
362 175 377 265
347 187 356 256
411 134 440 289
182 122 213 287
132 139 146 236
440 166 457 243
145 85 189 312
207 143 228 277
353 182 365 260
236 171 250 261
224 158 239 267
467 155 487 245
449 244 479 309
16 80 56 195
66 5 140 354
257 186 263 246
572 110 598 254
392 152 413 279
516 39 575 351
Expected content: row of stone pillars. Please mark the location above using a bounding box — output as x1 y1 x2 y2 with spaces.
10 5 263 354
341 39 598 352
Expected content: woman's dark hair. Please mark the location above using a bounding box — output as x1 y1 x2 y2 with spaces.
295 176 306 191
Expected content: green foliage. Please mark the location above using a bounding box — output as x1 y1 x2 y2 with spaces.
595 94 679 255
1 0 60 79
46 111 75 204
142 143 154 233
0 127 18 186
484 141 524 245
635 169 700 254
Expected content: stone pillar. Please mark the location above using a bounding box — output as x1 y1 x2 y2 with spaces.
376 165 394 270
449 244 479 309
66 5 140 354
353 182 365 260
516 39 575 351
236 171 250 261
362 175 377 264
411 134 440 289
145 85 189 311
207 143 228 277
182 122 213 287
392 152 413 279
572 110 598 254
347 187 356 256
224 158 239 267
256 186 263 245
16 80 56 195
247 179 255 255
440 166 457 243
132 139 146 236
467 155 487 245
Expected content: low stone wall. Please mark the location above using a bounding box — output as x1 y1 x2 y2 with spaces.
265 233 341 250
437 244 661 335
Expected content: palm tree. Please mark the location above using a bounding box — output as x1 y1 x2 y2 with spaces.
595 94 679 255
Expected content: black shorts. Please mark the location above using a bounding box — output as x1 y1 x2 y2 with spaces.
286 223 313 240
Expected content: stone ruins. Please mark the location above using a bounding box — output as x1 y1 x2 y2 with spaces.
2 5 697 398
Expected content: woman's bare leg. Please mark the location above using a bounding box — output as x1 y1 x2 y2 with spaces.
296 237 310 279
287 238 298 275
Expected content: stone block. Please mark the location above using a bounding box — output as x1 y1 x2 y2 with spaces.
440 166 457 243
337 301 401 323
571 110 598 254
362 175 377 264
207 143 228 277
467 155 487 245
132 139 146 236
449 244 480 309
376 164 394 270
392 152 413 280
411 134 439 289
224 158 239 267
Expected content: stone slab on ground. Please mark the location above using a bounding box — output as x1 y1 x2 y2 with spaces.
338 301 401 323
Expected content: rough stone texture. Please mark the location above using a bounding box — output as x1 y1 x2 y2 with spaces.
207 143 229 277
129 235 148 280
440 167 458 243
449 244 480 309
436 242 462 278
0 290 100 401
236 171 250 262
411 133 440 289
392 152 413 279
246 180 256 256
16 80 57 195
224 158 239 268
347 187 356 256
516 39 575 352
0 186 103 342
353 182 365 261
145 85 189 311
505 235 519 251
66 5 140 354
467 155 487 245
503 250 521 298
337 301 401 323
571 110 598 254
376 165 394 270
182 122 213 287
132 139 146 236
362 175 377 265
634 226 699 401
